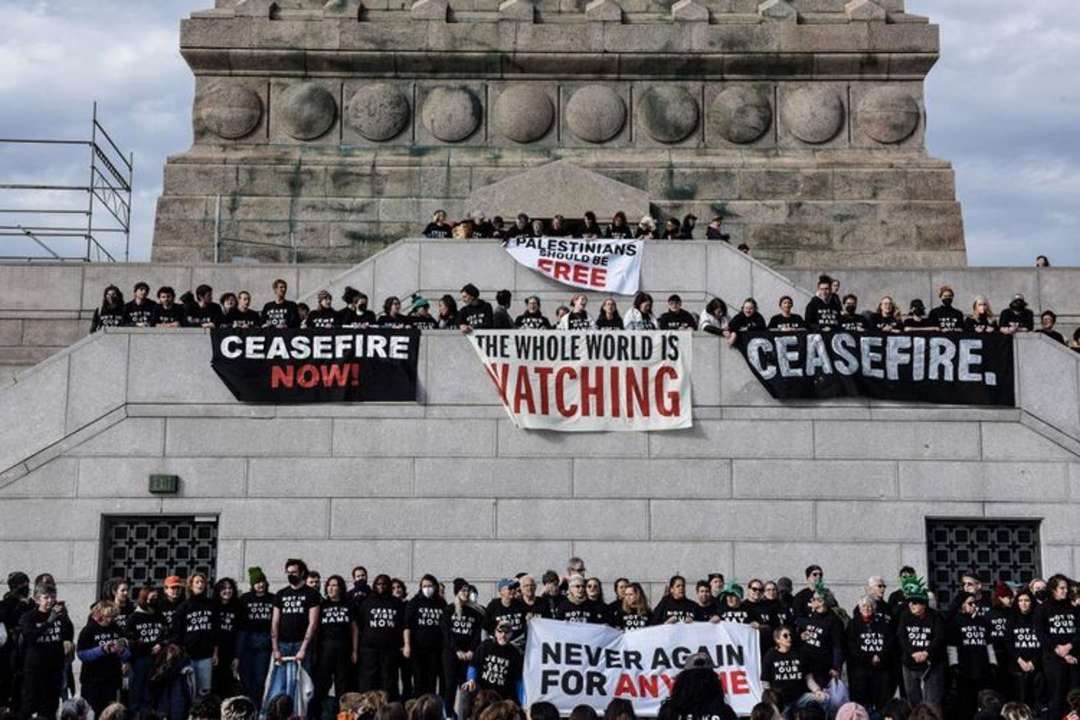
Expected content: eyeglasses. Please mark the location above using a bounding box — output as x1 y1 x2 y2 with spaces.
749 586 763 592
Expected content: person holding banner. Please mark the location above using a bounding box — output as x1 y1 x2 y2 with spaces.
554 577 607 625
656 653 737 720
581 212 603 239
463 621 524 704
871 297 903 333
651 576 702 625
557 295 594 331
337 288 377 328
605 212 633 240
610 583 651 631
838 295 869 334
719 585 750 625
965 297 999 334
804 276 841 333
725 299 767 345
699 298 730 336
928 286 965 332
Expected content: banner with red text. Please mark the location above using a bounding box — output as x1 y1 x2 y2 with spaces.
469 330 691 432
504 237 643 295
524 618 762 717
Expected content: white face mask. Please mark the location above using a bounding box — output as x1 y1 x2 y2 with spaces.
469 592 478 603
422 586 435 598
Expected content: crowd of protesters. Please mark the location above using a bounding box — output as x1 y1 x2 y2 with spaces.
1 559 1078 720
88 273 1080 356
420 211 731 243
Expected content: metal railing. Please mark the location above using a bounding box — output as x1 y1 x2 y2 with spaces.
0 103 134 262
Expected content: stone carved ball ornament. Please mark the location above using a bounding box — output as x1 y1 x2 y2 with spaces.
422 87 483 142
494 85 555 143
280 83 338 140
711 86 772 144
347 84 411 142
566 85 627 143
857 86 921 144
783 86 845 144
639 86 699 144
198 86 263 140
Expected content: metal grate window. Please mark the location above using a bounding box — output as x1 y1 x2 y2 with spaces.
926 518 1041 607
100 516 218 586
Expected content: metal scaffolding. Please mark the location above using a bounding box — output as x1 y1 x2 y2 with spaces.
0 103 133 262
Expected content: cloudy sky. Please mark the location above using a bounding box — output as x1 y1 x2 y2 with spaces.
0 0 1076 264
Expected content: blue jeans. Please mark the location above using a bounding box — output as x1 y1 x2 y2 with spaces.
239 632 273 709
156 670 193 720
191 657 213 697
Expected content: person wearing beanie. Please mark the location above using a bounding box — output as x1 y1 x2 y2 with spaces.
895 576 946 710
237 567 275 709
442 578 483 716
718 583 749 624
834 703 870 720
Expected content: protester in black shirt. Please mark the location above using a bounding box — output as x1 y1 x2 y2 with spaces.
658 294 697 330
965 297 999 333
186 284 224 328
948 592 996 719
795 586 846 690
838 294 869 334
596 298 624 330
356 574 405 699
405 295 438 330
219 292 238 327
457 284 494 332
657 654 737 720
305 290 338 330
662 217 681 240
1037 310 1066 344
377 296 412 329
761 626 822 714
336 287 377 328
158 575 185 627
625 292 657 330
1034 574 1077 720
493 290 514 329
491 216 509 242
227 290 262 329
725 299 767 345
126 587 164 716
436 295 459 330
311 575 356 720
558 294 594 330
404 574 445 697
442 579 484 715
705 216 730 242
262 278 300 329
606 212 632 239
484 579 528 646
847 596 894 714
512 296 550 330
549 215 570 238
465 621 524 703
530 218 547 238
122 282 158 327
19 583 69 720
272 559 321 674
611 583 651 631
155 287 185 328
76 601 131 715
999 294 1035 334
895 578 946 709
556 577 608 625
768 296 805 332
211 577 242 698
928 285 964 332
871 296 903 333
1006 590 1041 708
805 276 841 332
90 285 125 333
793 566 824 619
506 214 530 239
101 578 133 633
168 573 216 698
237 567 274 710
903 299 931 332
581 212 603 239
423 210 453 239
635 216 657 239
693 580 719 621
719 584 749 624
651 576 701 625
680 214 697 240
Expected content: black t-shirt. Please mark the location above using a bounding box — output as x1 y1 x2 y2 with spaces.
563 311 593 331
657 698 736 720
949 613 993 680
903 315 931 331
222 308 262 329
658 309 697 331
411 314 439 330
92 305 126 332
305 308 338 330
262 300 300 329
457 300 494 329
378 313 413 329
319 598 354 646
595 314 624 330
870 312 903 333
443 604 484 653
516 311 552 330
999 307 1035 332
719 605 749 624
157 596 184 628
483 598 528 640
796 611 845 676
1038 329 1066 344
127 609 166 658
965 314 998 333
896 608 946 668
1007 612 1041 664
155 303 187 326
123 299 159 327
274 585 321 645
423 222 452 239
171 594 216 660
240 591 275 635
761 648 808 707
846 613 893 669
77 618 125 684
838 312 869 334
337 307 378 328
611 606 650 631
651 597 702 625
186 302 224 328
472 639 523 699
405 595 446 649
768 313 805 332
805 296 841 332
215 601 241 657
929 304 965 332
357 594 405 648
555 598 607 624
19 608 68 668
606 226 633 239
726 312 766 335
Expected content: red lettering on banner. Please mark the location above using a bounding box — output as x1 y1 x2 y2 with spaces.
514 365 536 414
536 258 608 288
269 363 360 389
486 362 510 405
655 366 680 417
609 366 621 418
555 367 578 416
626 368 650 417
321 363 351 387
271 365 293 388
534 366 553 414
580 366 603 416
725 670 750 696
297 365 319 388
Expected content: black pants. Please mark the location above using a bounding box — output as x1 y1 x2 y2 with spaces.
312 642 353 720
848 664 893 712
212 652 241 700
952 673 989 720
20 663 63 720
442 652 470 718
81 679 121 717
398 653 413 699
411 646 442 698
358 645 399 700
1044 655 1074 720
1008 669 1042 707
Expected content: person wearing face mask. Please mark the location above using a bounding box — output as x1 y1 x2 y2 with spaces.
311 575 357 720
999 294 1035 334
356 574 405 699
903 299 931 332
442 579 484 718
838 294 869 334
1033 574 1078 720
947 591 996 720
404 575 446 698
928 286 964 332
167 573 216 698
272 559 322 676
237 567 275 711
1006 590 1042 708
651 576 702 625
125 587 164 716
336 288 377 328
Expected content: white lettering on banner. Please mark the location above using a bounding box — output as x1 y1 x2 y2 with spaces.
219 333 411 361
524 619 762 718
505 237 644 296
469 331 692 433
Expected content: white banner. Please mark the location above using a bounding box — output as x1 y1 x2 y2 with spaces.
524 619 763 718
469 331 692 432
504 237 644 295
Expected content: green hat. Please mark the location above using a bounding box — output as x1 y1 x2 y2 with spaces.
901 576 929 603
720 581 744 601
403 293 430 315
248 566 267 586
812 579 836 607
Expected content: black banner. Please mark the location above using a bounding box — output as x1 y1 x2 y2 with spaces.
735 331 1015 406
210 328 420 404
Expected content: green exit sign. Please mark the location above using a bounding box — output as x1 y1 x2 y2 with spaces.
149 474 180 495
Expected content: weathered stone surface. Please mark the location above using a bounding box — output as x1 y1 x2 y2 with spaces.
499 0 537 20
845 0 885 20
639 86 700 144
346 83 411 142
566 84 627 143
758 0 797 22
857 85 920 143
411 0 449 19
196 85 263 140
671 0 708 22
493 84 555 143
585 0 623 21
421 86 482 143
710 85 773 144
278 82 338 141
782 84 845 144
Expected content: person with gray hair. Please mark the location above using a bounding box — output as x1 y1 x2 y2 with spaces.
846 595 894 714
854 577 888 618
60 696 95 720
221 696 258 720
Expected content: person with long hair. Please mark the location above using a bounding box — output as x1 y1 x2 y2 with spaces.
125 586 165 716
77 600 131 715
965 296 999 333
356 574 405 699
558 295 594 330
211 577 242 698
700 298 730 336
1033 574 1077 720
436 294 460 330
337 288 377 328
795 585 845 691
611 583 651 631
1005 590 1041 710
595 298 624 330
872 296 903 333
651 576 701 625
404 574 445 698
379 296 412 329
624 292 656 330
100 579 133 633
90 286 125 333
442 579 484 718
606 212 632 239
168 573 216 699
656 654 736 720
312 575 357 720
